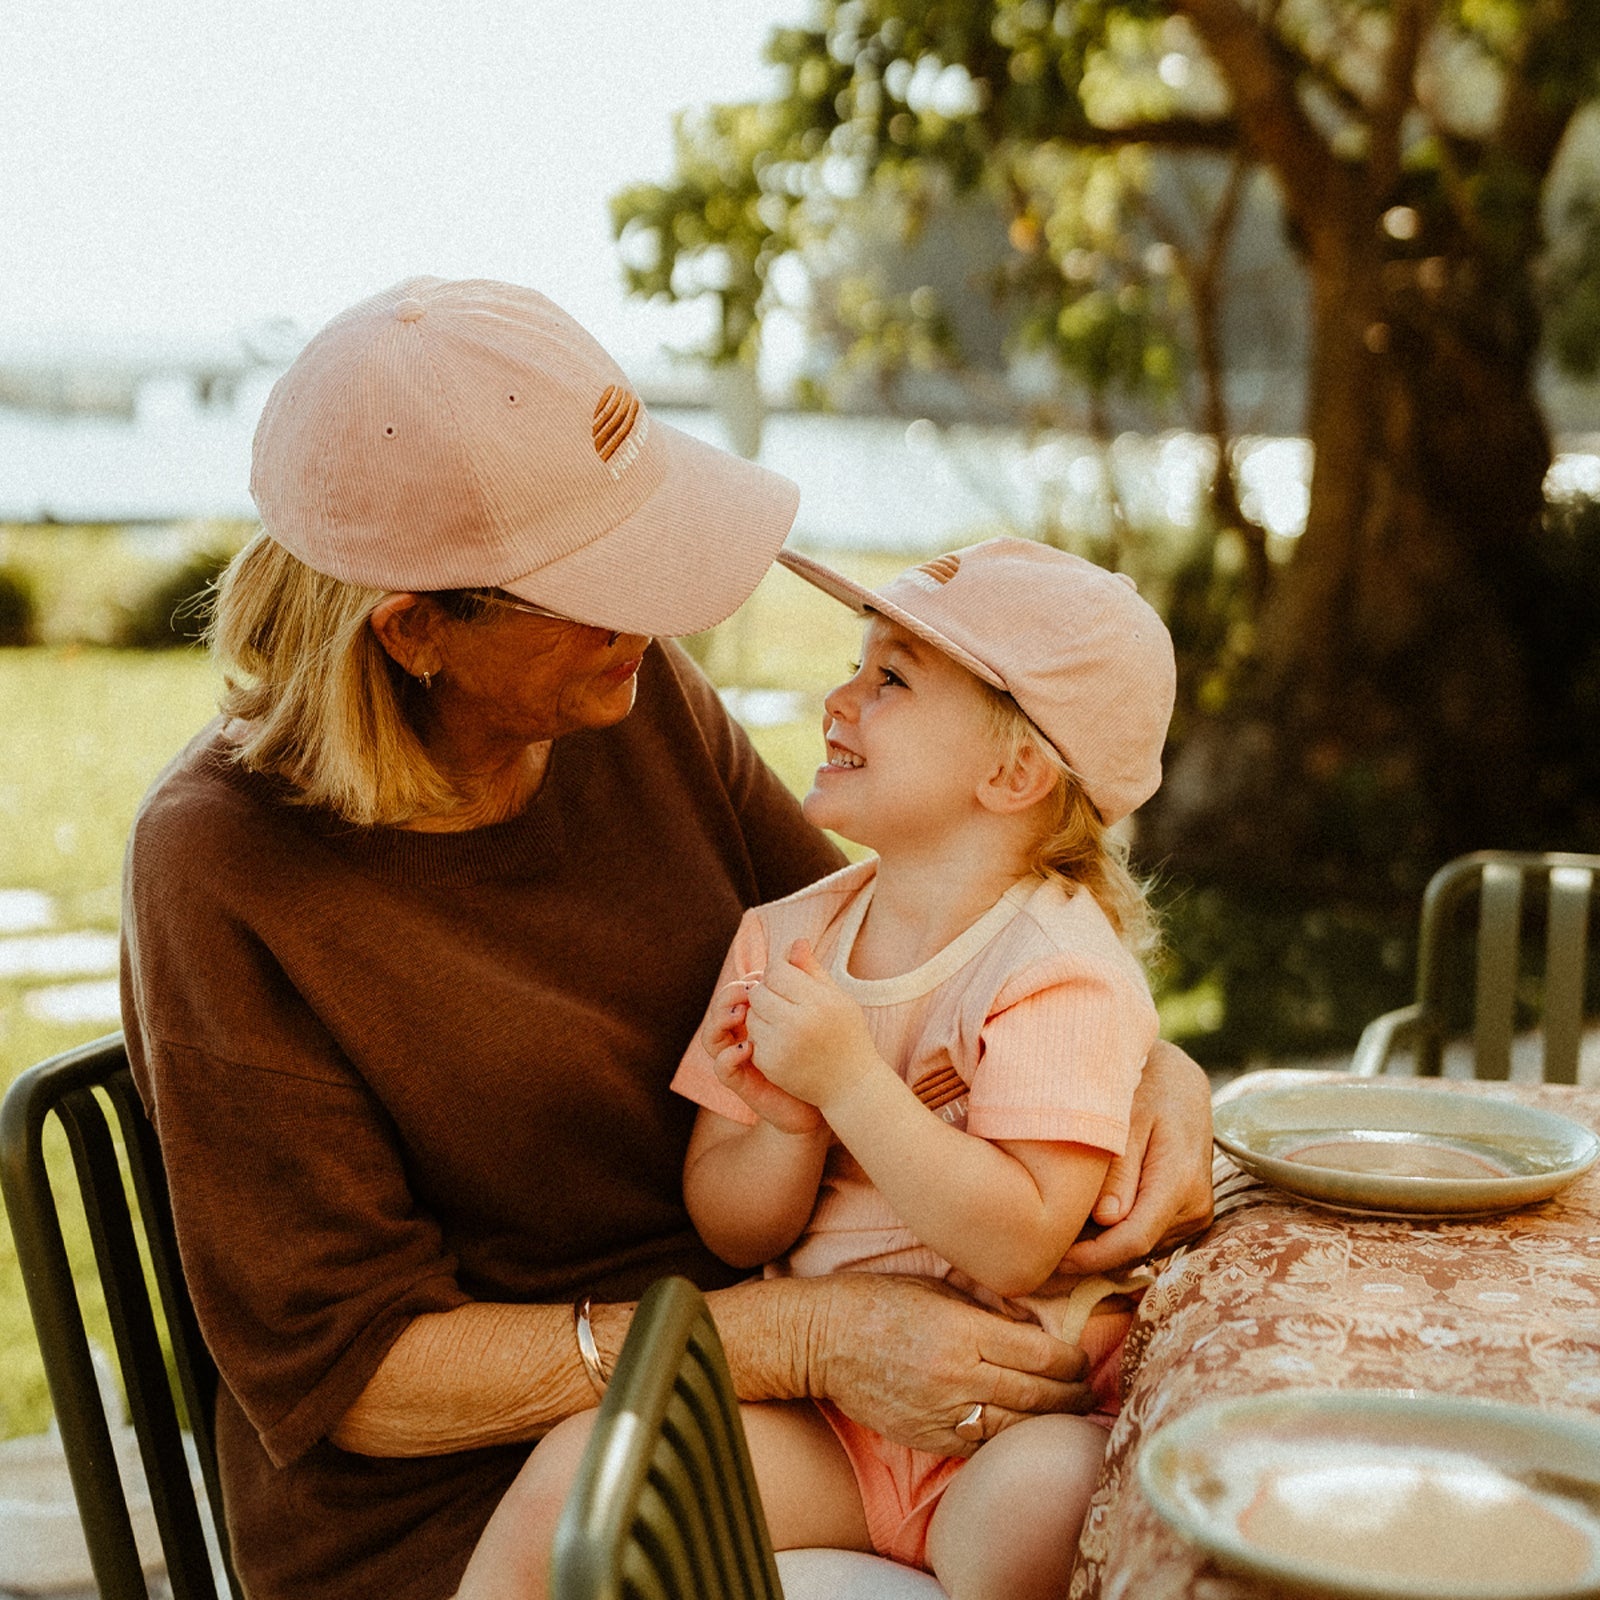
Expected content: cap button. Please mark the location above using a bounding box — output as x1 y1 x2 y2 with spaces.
394 297 426 324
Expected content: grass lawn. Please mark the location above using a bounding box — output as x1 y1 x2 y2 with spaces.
0 645 224 1435
0 550 904 1437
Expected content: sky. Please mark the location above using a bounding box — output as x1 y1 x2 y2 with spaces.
0 0 803 370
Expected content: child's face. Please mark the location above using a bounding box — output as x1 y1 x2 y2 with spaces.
801 615 1003 853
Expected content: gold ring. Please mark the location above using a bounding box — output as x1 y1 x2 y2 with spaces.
953 1402 985 1442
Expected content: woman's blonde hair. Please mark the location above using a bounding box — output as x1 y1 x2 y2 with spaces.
206 533 464 826
981 686 1160 960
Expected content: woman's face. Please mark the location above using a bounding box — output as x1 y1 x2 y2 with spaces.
429 607 653 750
369 593 652 769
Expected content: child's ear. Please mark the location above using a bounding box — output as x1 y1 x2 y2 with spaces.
976 742 1059 816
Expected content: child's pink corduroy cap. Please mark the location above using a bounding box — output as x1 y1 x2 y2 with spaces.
249 276 800 637
779 538 1175 824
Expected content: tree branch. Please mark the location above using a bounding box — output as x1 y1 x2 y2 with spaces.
1176 0 1346 255
1064 117 1241 152
1369 0 1437 199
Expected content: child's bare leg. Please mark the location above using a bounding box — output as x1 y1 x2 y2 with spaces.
925 1414 1108 1600
454 1409 600 1600
739 1399 873 1554
454 1400 869 1599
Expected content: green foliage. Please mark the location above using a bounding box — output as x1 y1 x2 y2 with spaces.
1155 883 1415 1066
1546 191 1600 375
114 550 230 650
0 566 38 647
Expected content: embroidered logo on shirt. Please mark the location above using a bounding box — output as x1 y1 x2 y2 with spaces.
592 386 650 479
912 1064 968 1126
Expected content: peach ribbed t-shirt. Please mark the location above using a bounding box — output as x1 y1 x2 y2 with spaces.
671 857 1158 1321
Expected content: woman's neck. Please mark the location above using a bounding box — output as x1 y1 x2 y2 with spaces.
400 740 553 833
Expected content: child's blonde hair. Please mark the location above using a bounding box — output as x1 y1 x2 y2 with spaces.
981 687 1160 960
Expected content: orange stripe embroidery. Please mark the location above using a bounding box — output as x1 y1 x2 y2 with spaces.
592 386 641 461
911 1065 967 1111
916 553 962 585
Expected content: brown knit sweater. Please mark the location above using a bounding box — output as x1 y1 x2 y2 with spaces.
119 641 843 1600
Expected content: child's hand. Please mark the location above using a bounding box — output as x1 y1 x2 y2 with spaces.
704 976 825 1135
744 939 885 1111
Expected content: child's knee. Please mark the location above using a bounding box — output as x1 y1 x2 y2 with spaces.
482 1413 598 1552
454 1411 601 1600
926 1415 1106 1598
516 1411 598 1515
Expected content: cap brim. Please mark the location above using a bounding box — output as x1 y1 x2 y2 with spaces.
501 420 800 636
776 550 1007 690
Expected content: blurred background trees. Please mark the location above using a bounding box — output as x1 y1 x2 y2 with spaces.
614 0 1600 1060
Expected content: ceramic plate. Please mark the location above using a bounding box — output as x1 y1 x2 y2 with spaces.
1211 1081 1599 1216
1139 1390 1600 1600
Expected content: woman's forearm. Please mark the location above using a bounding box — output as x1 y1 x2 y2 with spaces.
330 1299 623 1456
332 1281 816 1457
336 1272 1094 1463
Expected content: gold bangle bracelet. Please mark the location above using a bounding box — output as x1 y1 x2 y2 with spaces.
573 1295 608 1397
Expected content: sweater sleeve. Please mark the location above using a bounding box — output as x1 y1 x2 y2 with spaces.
657 640 845 903
120 783 468 1468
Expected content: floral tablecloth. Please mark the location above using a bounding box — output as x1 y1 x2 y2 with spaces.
1072 1071 1600 1600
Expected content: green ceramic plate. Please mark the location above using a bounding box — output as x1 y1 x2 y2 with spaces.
1139 1389 1600 1600
1212 1081 1599 1217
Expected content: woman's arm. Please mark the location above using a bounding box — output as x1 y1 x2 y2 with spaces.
333 1272 1094 1460
683 1107 831 1269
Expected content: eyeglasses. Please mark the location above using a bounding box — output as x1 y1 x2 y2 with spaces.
471 591 623 647
471 591 577 624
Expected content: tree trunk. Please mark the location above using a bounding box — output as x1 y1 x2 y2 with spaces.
1147 203 1555 893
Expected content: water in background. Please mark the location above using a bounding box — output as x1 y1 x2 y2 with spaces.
2 379 1598 550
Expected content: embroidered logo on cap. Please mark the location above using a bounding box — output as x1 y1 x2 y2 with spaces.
592 386 649 480
903 551 962 594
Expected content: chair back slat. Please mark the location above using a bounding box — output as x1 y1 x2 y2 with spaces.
57 1084 217 1600
552 1276 784 1600
105 1072 239 1593
1543 867 1593 1086
1472 862 1524 1079
0 1050 149 1599
665 1376 754 1595
679 1348 772 1593
0 1034 237 1599
1366 852 1600 1080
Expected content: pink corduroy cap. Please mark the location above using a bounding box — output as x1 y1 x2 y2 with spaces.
779 538 1175 824
249 277 800 636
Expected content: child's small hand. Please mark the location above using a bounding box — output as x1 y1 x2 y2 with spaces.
700 978 759 1058
704 974 825 1134
744 939 885 1111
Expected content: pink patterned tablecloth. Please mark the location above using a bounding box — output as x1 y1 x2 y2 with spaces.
1072 1071 1600 1600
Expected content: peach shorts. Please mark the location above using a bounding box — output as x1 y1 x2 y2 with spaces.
817 1305 1134 1570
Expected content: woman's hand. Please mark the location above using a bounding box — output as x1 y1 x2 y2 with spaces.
805 1274 1092 1458
1059 1039 1214 1274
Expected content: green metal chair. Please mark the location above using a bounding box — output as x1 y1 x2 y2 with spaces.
0 1032 241 1599
1351 851 1600 1081
551 1274 785 1600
